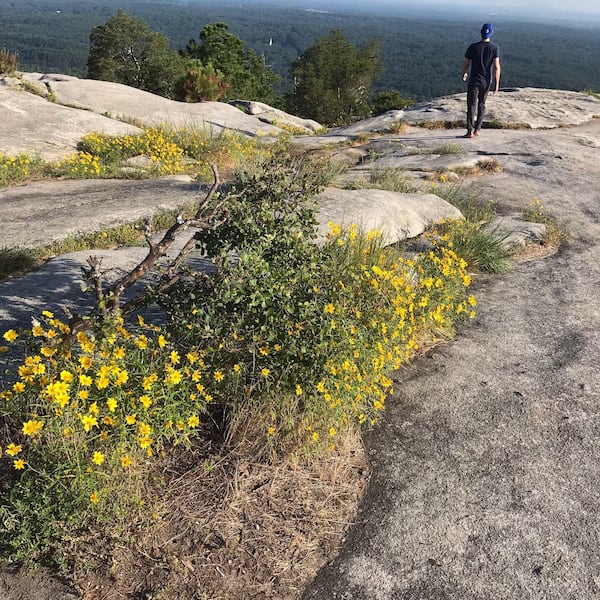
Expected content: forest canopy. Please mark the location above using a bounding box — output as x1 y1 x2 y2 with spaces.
2 0 600 102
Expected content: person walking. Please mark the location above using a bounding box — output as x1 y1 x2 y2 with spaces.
462 23 501 138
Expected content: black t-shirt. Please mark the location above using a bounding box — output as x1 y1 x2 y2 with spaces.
465 41 500 88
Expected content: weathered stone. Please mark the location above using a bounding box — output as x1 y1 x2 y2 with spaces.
229 100 322 133
315 188 462 244
20 73 285 138
484 214 547 248
0 87 141 161
401 87 600 129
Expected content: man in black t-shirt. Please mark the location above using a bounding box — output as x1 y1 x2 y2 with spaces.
461 23 501 138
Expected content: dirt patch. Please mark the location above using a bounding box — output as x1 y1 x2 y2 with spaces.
59 432 368 600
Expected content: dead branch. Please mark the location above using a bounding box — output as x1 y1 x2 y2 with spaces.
63 164 223 341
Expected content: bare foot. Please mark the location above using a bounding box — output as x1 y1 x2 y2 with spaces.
473 130 480 137
463 132 474 138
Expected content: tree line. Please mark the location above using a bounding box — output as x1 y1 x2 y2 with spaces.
82 9 395 126
3 0 600 124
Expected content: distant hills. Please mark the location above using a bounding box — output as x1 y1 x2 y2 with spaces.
2 0 600 101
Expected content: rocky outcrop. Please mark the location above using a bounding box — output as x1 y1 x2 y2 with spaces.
19 73 321 135
400 87 600 129
229 100 322 133
316 189 462 244
0 73 322 161
0 80 141 161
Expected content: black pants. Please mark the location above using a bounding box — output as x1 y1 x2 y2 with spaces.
466 85 489 133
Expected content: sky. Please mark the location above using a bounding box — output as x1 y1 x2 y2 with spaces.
270 0 600 24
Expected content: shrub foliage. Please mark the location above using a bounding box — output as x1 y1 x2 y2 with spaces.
0 152 476 567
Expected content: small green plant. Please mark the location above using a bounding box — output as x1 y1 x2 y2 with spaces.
429 219 514 274
452 158 503 177
0 152 44 187
386 120 408 135
521 197 563 246
582 88 600 100
433 183 498 223
431 142 464 155
353 132 370 144
348 167 419 193
0 248 39 279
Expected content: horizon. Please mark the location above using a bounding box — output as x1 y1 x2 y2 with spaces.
235 0 600 25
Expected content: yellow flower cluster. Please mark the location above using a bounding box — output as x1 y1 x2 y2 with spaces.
81 128 186 176
1 312 213 506
0 152 34 186
300 222 475 443
56 151 102 178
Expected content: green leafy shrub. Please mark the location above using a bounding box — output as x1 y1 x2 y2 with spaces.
179 61 229 102
157 154 476 451
371 90 413 115
0 151 477 566
521 197 562 246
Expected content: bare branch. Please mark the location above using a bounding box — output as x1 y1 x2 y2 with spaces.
60 163 225 343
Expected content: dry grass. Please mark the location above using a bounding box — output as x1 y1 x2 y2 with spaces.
74 431 368 600
513 242 560 263
453 158 503 177
416 119 463 130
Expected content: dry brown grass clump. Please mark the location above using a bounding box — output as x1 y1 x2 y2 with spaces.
454 158 503 177
74 431 368 600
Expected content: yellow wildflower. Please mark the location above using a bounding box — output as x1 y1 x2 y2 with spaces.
3 329 17 343
80 414 98 432
22 419 44 437
60 370 74 383
79 355 93 370
139 395 152 410
6 443 22 456
92 451 105 465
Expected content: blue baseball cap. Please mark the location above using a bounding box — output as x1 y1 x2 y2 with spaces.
481 23 494 38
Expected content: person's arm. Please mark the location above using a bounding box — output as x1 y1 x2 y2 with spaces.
462 58 471 81
493 57 501 93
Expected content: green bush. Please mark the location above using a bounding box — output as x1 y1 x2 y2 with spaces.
0 151 477 566
179 61 229 102
157 154 476 450
371 89 413 115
